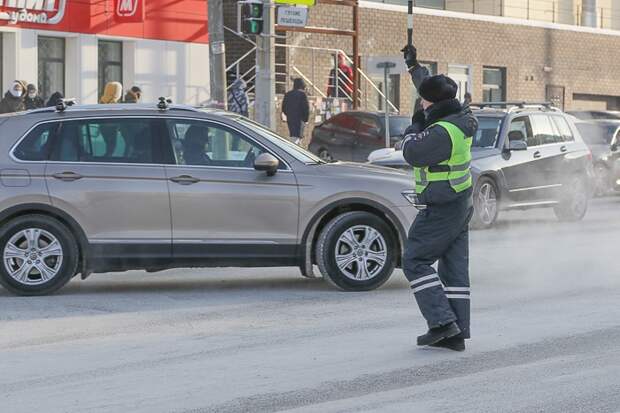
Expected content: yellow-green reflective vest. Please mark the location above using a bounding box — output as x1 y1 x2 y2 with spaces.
413 120 473 194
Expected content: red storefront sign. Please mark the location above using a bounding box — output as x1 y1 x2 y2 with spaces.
0 0 208 44
115 0 144 23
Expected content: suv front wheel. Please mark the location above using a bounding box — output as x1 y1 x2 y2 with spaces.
316 211 397 291
0 215 79 296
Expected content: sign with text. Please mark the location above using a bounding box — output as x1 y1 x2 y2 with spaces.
115 0 144 23
277 6 308 27
275 0 315 6
0 0 67 25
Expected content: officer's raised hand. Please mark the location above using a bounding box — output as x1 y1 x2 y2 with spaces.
401 44 418 71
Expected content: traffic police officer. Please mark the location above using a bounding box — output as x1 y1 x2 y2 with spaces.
396 44 478 352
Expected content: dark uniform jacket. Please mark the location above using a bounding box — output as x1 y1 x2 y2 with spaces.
24 96 45 110
401 66 478 205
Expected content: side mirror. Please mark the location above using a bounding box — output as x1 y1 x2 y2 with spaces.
254 153 279 176
508 140 528 151
611 143 618 152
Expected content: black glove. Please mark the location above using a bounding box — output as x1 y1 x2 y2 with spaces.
407 109 426 133
401 44 418 71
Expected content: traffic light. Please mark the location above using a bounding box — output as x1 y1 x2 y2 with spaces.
242 1 264 35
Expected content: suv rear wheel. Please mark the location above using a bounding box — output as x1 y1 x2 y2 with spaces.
316 211 397 291
553 177 588 222
0 215 79 296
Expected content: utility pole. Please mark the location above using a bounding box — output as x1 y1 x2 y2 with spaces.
208 0 227 109
255 0 276 129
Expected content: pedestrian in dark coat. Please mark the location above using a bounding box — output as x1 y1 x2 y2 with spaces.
395 44 478 352
24 84 45 110
124 86 142 103
0 80 27 114
227 78 249 117
282 78 310 144
46 91 64 107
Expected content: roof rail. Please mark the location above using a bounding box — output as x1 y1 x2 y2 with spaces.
470 101 560 113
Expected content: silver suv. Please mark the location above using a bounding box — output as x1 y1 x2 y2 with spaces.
0 103 416 295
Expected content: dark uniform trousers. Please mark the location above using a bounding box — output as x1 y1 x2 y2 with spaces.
403 192 473 339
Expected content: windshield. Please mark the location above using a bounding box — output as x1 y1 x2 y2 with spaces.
232 116 324 164
380 116 411 137
472 116 502 148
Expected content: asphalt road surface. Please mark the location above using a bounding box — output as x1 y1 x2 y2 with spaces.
2 197 620 413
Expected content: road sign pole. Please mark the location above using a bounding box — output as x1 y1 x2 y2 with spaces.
377 61 396 148
255 0 276 129
384 66 390 148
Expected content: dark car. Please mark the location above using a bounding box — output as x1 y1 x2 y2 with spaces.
575 120 620 195
308 111 411 162
368 103 595 228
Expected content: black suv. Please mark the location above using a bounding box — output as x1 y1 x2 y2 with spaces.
368 103 595 228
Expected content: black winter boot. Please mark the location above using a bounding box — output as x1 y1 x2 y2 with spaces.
416 322 461 346
429 337 466 352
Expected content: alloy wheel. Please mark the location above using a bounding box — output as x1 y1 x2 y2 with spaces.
334 225 387 281
476 182 497 225
3 228 64 286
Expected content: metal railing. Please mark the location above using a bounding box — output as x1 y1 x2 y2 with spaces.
223 34 400 113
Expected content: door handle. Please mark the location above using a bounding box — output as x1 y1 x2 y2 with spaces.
560 145 568 153
169 175 200 185
52 171 83 182
533 151 542 159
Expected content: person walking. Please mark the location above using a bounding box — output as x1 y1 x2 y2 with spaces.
227 78 249 117
0 80 27 114
100 81 123 104
24 84 45 110
395 44 478 352
282 78 310 145
124 86 142 103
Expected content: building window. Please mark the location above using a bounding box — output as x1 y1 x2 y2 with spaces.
38 36 65 102
414 0 445 9
98 41 123 100
483 66 506 102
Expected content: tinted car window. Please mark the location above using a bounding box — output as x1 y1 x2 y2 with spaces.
530 115 559 146
51 118 157 163
13 122 58 161
381 116 411 137
357 116 380 135
472 116 502 148
551 116 575 142
167 119 267 168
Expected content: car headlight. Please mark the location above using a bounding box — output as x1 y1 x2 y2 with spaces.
401 190 418 205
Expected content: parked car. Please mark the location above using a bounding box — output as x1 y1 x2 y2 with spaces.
567 110 620 121
575 120 620 195
368 103 594 228
0 103 418 296
308 111 411 162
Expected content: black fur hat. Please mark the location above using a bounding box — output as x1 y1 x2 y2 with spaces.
418 75 458 103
